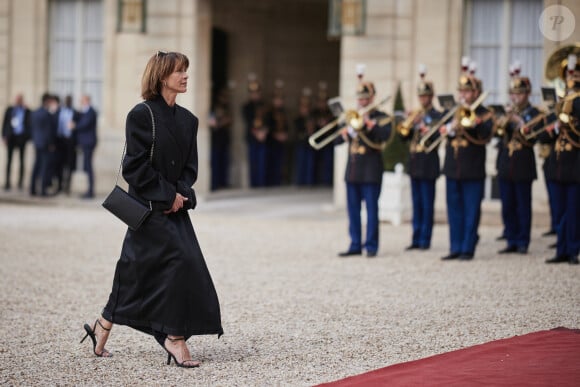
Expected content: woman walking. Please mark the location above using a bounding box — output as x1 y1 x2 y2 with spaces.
81 51 223 368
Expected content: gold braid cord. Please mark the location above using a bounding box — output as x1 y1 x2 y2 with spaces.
359 114 395 151
460 112 495 146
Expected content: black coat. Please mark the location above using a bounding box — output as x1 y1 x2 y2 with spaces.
30 107 58 149
402 107 444 180
74 106 98 147
442 105 493 180
337 109 391 184
495 104 539 182
103 96 223 339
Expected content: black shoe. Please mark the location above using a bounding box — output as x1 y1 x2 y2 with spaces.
496 235 506 241
548 242 557 249
155 336 200 368
418 246 430 251
405 244 420 251
366 251 377 258
569 256 579 265
338 250 362 257
81 192 95 199
542 230 557 237
498 246 518 254
545 255 569 264
80 319 113 357
441 253 460 261
459 253 474 261
517 246 528 254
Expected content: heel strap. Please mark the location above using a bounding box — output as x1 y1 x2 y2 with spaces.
167 336 185 342
97 319 111 331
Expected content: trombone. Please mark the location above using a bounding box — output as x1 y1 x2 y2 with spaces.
420 91 489 153
308 96 391 150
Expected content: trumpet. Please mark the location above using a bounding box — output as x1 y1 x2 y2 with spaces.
308 96 391 150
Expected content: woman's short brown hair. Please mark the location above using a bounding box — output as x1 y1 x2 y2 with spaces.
141 51 190 100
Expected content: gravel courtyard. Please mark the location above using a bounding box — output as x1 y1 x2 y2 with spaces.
0 189 578 386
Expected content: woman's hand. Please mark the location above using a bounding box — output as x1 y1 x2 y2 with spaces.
164 193 188 214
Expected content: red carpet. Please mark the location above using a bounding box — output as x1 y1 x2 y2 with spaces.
317 328 580 387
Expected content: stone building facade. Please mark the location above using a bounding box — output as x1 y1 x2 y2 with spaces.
0 0 578 212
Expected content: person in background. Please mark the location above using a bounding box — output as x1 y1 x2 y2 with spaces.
2 93 31 191
398 65 444 251
495 63 541 255
30 93 58 197
72 94 98 199
209 87 232 190
541 53 580 265
265 80 289 186
55 94 77 195
294 87 317 186
440 58 493 261
312 82 334 186
337 68 392 258
242 75 268 187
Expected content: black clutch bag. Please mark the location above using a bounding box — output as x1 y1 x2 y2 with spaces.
102 185 152 230
102 102 155 230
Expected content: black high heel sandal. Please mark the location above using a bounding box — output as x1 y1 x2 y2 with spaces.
80 319 113 357
155 335 200 368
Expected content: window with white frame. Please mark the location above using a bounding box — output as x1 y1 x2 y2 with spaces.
464 0 544 105
49 0 103 111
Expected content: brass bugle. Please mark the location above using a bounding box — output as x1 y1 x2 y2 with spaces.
308 96 391 150
397 109 423 137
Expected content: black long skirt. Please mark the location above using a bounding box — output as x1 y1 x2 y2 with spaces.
102 210 223 339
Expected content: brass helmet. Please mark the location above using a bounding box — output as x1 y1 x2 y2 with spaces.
417 63 434 96
355 63 376 98
508 61 531 94
457 56 479 91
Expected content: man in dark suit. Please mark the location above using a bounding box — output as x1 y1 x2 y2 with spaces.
337 77 392 258
30 93 58 196
73 94 98 198
2 94 31 191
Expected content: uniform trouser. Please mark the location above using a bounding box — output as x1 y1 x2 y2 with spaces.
545 178 559 233
248 141 267 187
317 146 334 186
4 135 27 188
498 178 532 249
446 178 484 255
210 142 229 190
554 182 580 258
295 144 315 186
410 178 436 248
346 182 382 253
